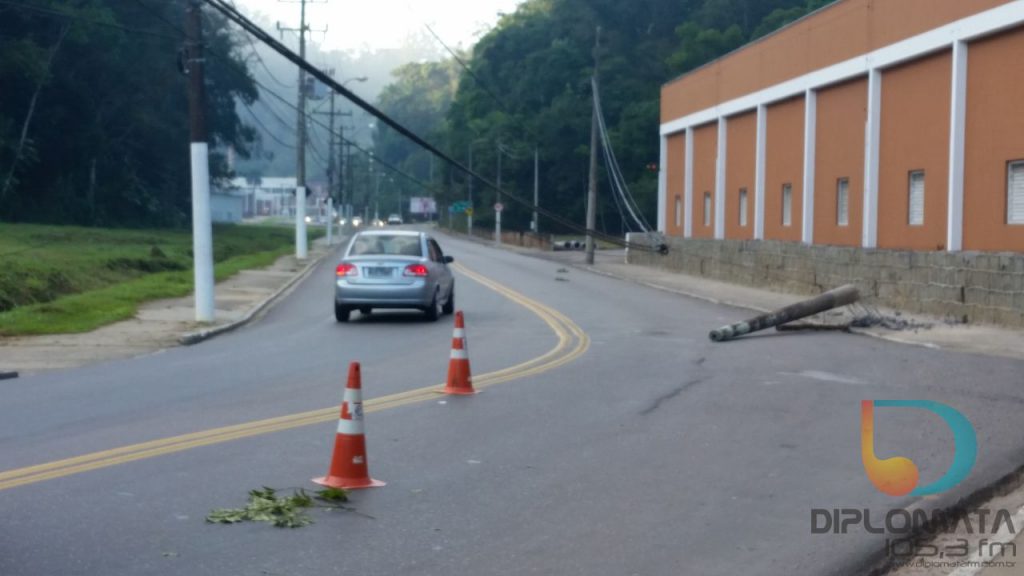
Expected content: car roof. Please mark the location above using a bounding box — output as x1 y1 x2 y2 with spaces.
354 229 422 238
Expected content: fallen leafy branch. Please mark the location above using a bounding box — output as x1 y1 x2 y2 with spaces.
206 487 349 528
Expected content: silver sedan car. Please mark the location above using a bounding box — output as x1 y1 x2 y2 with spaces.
334 230 455 322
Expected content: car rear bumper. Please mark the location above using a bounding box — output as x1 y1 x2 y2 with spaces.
335 279 433 308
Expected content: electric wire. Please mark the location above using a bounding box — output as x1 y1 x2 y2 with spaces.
133 0 660 251
202 0 646 250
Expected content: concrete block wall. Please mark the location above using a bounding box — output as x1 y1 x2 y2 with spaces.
627 235 1024 327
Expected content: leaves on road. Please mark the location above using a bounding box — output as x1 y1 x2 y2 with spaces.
206 486 349 529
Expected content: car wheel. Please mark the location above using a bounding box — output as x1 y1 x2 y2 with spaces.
359 307 372 316
442 285 455 315
335 304 351 323
424 291 441 322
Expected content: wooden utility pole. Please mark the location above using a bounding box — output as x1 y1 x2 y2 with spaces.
586 27 601 265
185 0 215 322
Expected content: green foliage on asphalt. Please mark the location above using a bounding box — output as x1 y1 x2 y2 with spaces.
372 0 833 236
206 487 349 529
0 223 323 336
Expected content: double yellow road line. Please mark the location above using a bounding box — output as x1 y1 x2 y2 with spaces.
0 263 589 492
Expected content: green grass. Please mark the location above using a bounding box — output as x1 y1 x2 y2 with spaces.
0 223 322 336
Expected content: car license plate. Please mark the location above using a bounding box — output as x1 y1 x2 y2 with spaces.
366 266 392 278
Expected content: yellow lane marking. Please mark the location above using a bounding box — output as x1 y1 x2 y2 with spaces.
0 263 589 492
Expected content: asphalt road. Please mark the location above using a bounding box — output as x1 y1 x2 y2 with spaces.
2 231 1023 576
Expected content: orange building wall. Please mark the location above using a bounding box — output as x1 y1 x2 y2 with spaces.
877 51 951 251
691 124 717 238
665 133 686 237
964 27 1024 252
814 78 867 246
725 112 756 239
661 0 1011 123
764 96 804 242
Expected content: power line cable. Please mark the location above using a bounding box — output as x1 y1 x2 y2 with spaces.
239 99 294 149
204 0 649 249
133 0 657 251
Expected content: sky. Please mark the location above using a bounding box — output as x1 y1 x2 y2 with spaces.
234 0 526 53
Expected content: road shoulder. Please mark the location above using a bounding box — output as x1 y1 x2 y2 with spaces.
0 239 337 374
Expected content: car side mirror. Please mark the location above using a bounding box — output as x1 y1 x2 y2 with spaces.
443 255 454 264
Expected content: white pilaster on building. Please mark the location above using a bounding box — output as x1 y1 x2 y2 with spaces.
684 127 694 238
863 68 882 248
801 89 817 245
754 105 767 240
947 40 968 252
715 117 728 239
658 135 668 232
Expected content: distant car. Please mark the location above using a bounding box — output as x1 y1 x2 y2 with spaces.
334 230 455 322
387 214 403 225
351 216 363 227
372 218 385 228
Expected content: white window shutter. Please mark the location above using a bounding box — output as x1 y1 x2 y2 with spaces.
1009 161 1024 224
908 171 925 226
703 192 711 227
739 189 748 227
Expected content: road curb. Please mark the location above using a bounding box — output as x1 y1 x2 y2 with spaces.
179 243 338 346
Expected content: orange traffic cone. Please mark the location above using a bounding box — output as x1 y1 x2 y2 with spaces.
313 362 385 490
444 311 476 395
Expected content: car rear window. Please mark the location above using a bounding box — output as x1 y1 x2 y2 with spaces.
349 235 422 257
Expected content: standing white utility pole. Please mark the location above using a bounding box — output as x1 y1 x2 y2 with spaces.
185 0 215 322
533 147 539 233
467 145 475 237
279 1 311 259
324 74 336 246
495 143 502 245
585 27 601 265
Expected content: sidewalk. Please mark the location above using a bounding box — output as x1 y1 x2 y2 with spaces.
534 246 1024 363
0 238 336 374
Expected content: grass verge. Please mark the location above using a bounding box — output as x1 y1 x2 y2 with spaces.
0 223 321 336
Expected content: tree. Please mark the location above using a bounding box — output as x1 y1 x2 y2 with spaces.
0 0 257 227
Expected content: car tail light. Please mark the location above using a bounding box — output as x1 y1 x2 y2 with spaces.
403 264 429 277
336 263 358 277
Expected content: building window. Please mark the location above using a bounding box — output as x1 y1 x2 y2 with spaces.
739 188 748 227
1009 160 1024 225
836 178 849 226
908 171 925 226
782 183 792 227
703 192 711 227
675 195 682 229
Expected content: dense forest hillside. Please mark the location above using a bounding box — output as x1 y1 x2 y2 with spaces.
0 0 256 227
0 0 832 230
374 0 832 233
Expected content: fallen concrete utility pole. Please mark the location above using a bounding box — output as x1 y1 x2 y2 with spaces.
709 284 860 342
